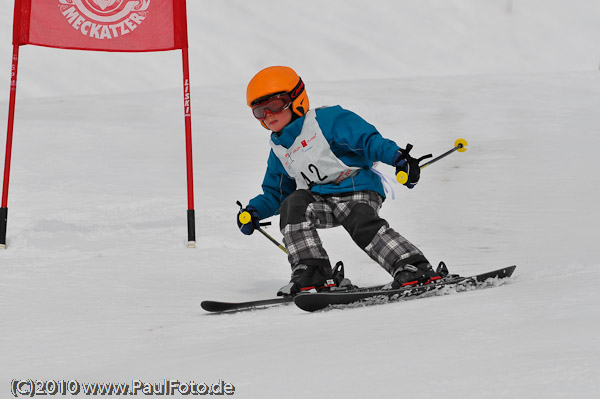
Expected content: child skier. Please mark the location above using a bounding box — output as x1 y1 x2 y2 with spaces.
237 66 440 296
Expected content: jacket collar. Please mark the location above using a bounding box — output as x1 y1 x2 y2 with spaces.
270 114 306 148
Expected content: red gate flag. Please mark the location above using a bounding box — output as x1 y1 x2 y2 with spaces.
12 0 188 52
3 0 196 248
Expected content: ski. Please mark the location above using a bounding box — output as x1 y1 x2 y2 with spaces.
201 296 294 313
201 265 516 314
201 284 385 313
200 260 351 313
293 265 517 312
200 285 388 313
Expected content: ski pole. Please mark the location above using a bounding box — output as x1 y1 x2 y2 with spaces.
237 202 288 254
396 138 468 184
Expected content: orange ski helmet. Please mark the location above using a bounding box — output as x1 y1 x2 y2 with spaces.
246 66 309 128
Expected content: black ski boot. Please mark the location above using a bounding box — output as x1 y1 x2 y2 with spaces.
277 262 337 296
390 260 441 289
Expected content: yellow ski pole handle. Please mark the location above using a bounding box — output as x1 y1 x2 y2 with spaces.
239 211 252 225
396 138 468 184
455 138 468 153
396 170 410 184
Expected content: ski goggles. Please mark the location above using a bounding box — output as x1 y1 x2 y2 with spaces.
251 94 292 120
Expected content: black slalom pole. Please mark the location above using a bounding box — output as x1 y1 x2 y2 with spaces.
0 207 7 249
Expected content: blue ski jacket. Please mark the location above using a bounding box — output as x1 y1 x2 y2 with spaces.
248 105 402 219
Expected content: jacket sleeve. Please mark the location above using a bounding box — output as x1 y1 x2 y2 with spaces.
248 150 296 220
323 107 401 166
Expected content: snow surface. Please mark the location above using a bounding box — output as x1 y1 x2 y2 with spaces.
1 1 600 398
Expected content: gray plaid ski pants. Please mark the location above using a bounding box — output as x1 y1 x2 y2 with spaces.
279 189 428 274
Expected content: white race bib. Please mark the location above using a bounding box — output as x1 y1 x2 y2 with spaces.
270 109 360 189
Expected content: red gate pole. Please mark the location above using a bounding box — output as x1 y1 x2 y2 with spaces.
1 45 20 249
182 47 196 248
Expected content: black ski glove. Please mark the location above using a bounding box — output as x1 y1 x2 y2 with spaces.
394 144 432 189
